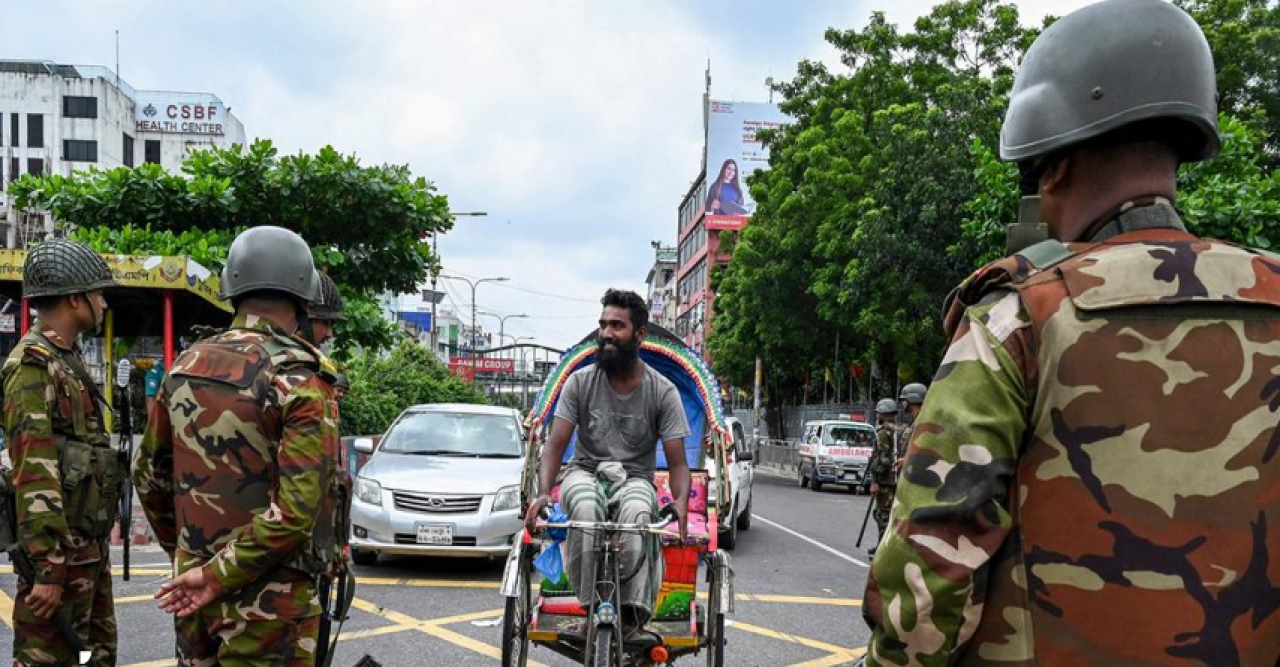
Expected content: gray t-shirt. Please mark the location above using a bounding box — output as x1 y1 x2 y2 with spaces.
554 363 691 479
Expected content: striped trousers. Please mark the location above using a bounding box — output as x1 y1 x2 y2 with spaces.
560 466 664 623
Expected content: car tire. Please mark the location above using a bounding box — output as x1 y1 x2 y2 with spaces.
719 501 739 551
352 549 378 567
736 497 752 531
811 478 824 492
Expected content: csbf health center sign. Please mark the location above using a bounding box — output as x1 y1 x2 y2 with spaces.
135 92 227 135
703 99 791 231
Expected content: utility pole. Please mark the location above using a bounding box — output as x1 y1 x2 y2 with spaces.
433 212 487 356
442 274 508 381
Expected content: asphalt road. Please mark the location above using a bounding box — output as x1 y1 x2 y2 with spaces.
0 470 880 666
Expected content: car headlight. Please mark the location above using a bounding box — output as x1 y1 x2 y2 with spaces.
356 477 383 506
492 485 521 513
706 479 719 505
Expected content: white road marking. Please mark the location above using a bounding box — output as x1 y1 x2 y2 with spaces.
754 514 870 568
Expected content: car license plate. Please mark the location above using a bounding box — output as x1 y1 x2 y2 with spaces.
416 524 453 545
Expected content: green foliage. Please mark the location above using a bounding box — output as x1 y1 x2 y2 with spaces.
339 341 490 436
1175 0 1280 156
68 224 235 271
1179 114 1280 247
713 0 1279 411
10 139 452 297
11 139 453 355
711 0 1036 401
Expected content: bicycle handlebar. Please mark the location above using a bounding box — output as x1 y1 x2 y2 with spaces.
538 504 679 535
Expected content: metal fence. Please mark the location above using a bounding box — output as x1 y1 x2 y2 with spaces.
753 438 800 474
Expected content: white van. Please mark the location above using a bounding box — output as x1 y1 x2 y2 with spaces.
797 420 875 492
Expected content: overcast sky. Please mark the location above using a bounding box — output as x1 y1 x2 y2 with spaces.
7 0 1097 349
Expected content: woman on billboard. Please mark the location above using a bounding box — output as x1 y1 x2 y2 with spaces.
704 158 747 216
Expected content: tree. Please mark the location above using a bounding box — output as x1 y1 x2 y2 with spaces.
710 0 1037 409
10 140 453 355
1175 0 1280 157
340 341 490 436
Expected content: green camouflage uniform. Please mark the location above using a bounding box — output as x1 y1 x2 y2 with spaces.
863 201 1280 665
3 322 119 666
868 423 897 538
134 313 340 667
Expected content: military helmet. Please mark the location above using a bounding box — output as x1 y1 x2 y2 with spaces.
335 373 350 391
220 226 321 303
310 272 346 322
900 382 927 406
876 398 898 414
1000 0 1219 164
22 239 116 299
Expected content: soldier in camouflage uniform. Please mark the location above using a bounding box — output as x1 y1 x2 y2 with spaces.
862 1 1280 664
892 383 926 474
134 226 340 667
3 239 120 666
865 398 899 556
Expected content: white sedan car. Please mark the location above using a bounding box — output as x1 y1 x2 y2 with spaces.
349 403 525 564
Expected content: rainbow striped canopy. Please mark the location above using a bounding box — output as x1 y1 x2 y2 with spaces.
526 325 729 468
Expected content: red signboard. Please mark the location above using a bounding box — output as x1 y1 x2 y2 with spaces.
705 214 747 231
449 363 476 382
450 357 516 374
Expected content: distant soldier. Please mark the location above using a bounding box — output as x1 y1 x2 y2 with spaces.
135 226 340 666
865 398 898 556
3 239 120 666
892 383 926 473
863 1 1280 664
300 270 354 666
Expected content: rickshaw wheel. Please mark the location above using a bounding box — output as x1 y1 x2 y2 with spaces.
502 546 533 667
704 556 726 667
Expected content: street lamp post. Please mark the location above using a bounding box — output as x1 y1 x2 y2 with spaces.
442 274 508 379
432 211 487 355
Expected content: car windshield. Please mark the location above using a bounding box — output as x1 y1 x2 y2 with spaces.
825 426 873 447
380 411 523 456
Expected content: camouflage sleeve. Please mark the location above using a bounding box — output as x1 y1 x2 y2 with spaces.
134 381 178 555
864 290 1034 666
205 370 336 592
4 362 69 584
869 429 893 481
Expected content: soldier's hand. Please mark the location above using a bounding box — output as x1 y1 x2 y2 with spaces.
870 482 880 496
25 583 62 620
892 457 905 474
156 566 224 618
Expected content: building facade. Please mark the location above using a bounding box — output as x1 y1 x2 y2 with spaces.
0 60 246 246
645 243 677 331
674 170 728 357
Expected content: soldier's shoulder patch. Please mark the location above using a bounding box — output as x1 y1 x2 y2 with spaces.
20 344 54 367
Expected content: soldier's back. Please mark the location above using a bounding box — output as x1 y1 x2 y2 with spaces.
161 326 319 560
969 230 1280 665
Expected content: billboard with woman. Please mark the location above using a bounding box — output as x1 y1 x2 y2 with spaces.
703 100 791 230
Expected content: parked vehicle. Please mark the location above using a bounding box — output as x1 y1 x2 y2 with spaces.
796 420 875 493
708 416 754 550
349 404 525 564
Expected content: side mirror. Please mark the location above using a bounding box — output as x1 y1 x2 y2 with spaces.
353 437 375 454
738 450 754 463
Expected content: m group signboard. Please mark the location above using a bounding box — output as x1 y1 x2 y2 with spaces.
703 100 791 231
449 357 516 379
135 92 227 135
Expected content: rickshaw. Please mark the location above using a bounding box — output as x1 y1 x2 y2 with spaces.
500 325 735 666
